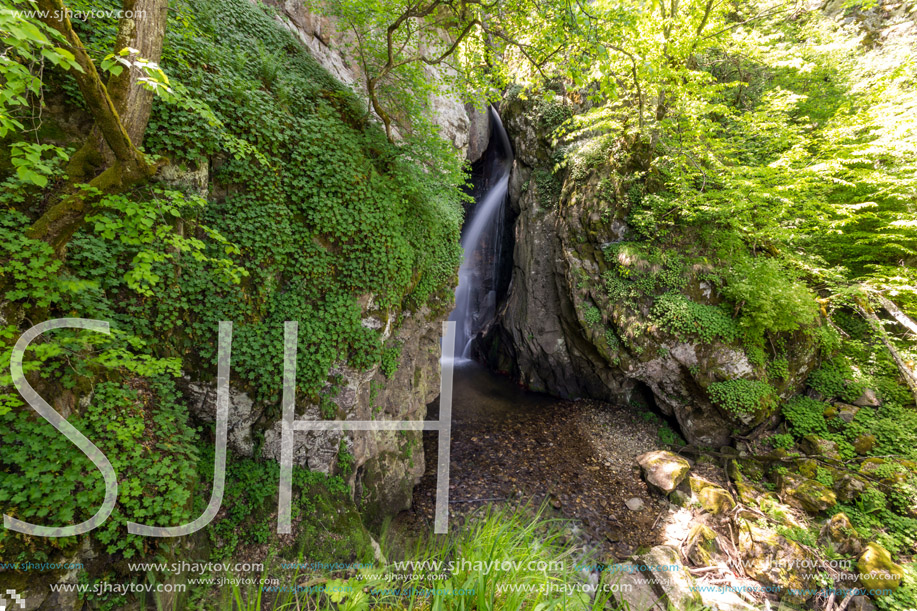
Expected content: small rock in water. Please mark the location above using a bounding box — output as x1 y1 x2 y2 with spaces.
625 497 644 511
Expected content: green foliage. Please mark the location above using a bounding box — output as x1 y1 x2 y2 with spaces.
839 500 917 555
814 467 835 488
4 0 467 409
658 423 681 446
533 168 562 209
379 342 402 379
627 193 678 240
0 211 66 310
200 449 351 562
337 441 355 477
766 356 789 381
719 256 819 341
0 0 82 137
776 524 819 548
807 358 865 403
856 487 887 515
0 376 198 558
651 291 738 344
782 396 829 437
8 142 70 187
84 187 247 296
583 304 602 327
876 563 917 611
770 433 795 449
848 401 917 459
707 379 775 416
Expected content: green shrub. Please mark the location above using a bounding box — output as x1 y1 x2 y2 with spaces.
815 467 835 487
771 433 795 449
782 396 829 437
719 256 818 340
651 291 738 344
380 342 402 379
876 563 917 611
856 487 887 514
767 356 789 381
707 378 776 415
807 358 865 403
0 376 198 558
583 305 602 326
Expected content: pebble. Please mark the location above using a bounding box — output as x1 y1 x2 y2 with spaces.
625 497 644 511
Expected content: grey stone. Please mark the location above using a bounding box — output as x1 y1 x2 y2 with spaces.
625 497 645 511
849 595 877 611
853 387 881 407
184 378 258 457
638 546 702 610
835 403 860 423
465 102 490 162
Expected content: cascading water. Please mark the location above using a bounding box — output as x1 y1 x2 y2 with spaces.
448 107 514 360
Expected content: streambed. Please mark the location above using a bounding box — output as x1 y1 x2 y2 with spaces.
396 361 676 559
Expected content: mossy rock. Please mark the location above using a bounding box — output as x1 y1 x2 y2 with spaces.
736 518 812 603
779 473 837 513
853 434 876 455
287 480 375 564
833 473 868 503
832 403 860 423
685 523 720 566
689 476 735 515
857 543 904 592
800 435 841 459
636 450 691 493
796 458 818 479
669 488 694 507
822 512 864 556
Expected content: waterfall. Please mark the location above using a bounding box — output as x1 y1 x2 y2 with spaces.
448 107 514 360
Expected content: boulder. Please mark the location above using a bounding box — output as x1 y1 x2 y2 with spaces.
689 476 736 515
800 435 841 459
849 595 877 611
853 434 876 455
639 546 703 610
857 543 904 592
605 565 666 611
853 388 881 407
637 451 692 493
834 473 868 503
685 523 720 566
669 488 693 507
822 512 864 556
735 517 814 604
833 403 860 423
779 473 837 513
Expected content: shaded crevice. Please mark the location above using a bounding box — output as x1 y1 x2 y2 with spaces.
630 379 685 440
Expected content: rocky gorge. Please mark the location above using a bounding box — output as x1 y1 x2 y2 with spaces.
1 0 917 609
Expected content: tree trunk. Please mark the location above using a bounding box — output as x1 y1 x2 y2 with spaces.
855 302 917 405
106 0 170 147
28 0 165 254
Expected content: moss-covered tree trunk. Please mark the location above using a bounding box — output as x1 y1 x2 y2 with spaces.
26 0 167 256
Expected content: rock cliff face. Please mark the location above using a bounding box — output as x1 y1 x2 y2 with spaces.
185 304 444 526
483 92 819 446
176 1 489 525
262 0 488 161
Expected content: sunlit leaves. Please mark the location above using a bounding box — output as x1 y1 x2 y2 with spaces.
0 0 82 136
